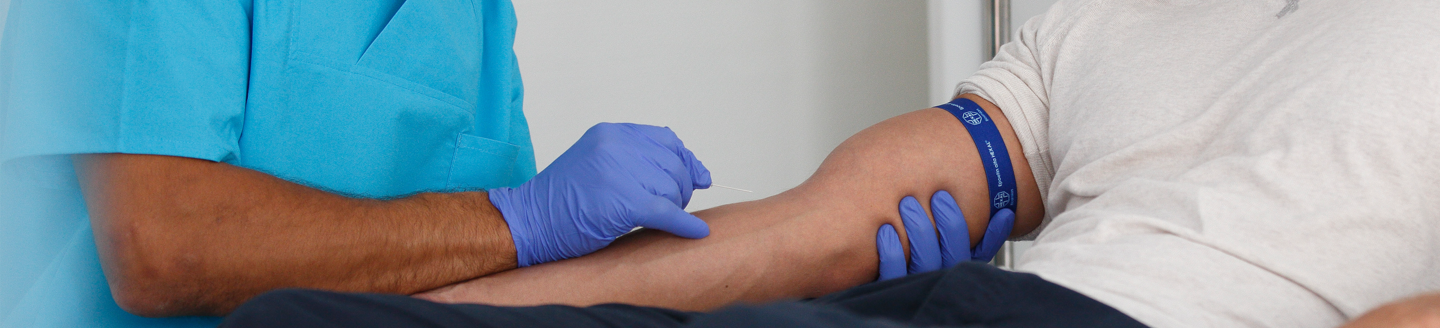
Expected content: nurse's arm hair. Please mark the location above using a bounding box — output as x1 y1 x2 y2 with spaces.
73 155 520 317
416 94 1045 310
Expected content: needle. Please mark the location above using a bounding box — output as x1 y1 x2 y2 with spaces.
710 184 754 193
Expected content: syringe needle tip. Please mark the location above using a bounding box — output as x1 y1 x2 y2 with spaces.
711 184 754 193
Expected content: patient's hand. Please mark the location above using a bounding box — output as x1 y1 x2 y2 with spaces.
416 95 1044 311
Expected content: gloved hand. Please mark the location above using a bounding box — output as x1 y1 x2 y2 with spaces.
876 190 1014 281
488 123 712 267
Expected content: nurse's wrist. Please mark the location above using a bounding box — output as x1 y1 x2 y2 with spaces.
393 190 520 277
464 190 520 272
483 188 531 267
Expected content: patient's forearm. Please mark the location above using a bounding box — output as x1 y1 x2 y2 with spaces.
418 195 866 310
417 95 1043 310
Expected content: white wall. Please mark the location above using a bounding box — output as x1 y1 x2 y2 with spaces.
927 0 986 105
928 0 1056 105
513 1 929 211
1012 0 1058 26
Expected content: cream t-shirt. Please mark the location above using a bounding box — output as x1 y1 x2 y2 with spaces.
958 1 1440 327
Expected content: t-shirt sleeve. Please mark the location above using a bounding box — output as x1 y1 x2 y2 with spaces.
1 1 252 164
954 1 1075 240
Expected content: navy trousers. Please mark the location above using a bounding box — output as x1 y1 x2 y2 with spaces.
221 263 1146 328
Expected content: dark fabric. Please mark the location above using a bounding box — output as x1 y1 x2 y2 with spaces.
221 263 1147 328
810 263 1146 327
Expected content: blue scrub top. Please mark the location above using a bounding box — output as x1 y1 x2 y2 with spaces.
0 0 536 327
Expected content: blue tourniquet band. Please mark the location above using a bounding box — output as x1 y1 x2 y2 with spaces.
937 98 1018 218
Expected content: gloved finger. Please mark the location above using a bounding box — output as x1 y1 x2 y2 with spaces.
636 151 691 208
931 190 972 268
623 123 692 162
631 124 712 189
971 208 1015 262
661 140 711 209
900 196 942 274
677 143 712 190
623 124 706 207
876 224 906 281
631 196 711 239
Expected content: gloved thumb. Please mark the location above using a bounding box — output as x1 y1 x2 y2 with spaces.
632 196 711 239
971 208 1015 262
876 224 906 281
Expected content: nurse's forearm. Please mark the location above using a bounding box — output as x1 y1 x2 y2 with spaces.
74 154 518 317
416 94 1044 310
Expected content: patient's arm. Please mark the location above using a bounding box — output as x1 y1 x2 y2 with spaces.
416 94 1044 311
1342 292 1440 328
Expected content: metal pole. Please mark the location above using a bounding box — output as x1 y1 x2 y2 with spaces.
988 0 1016 270
990 0 1011 58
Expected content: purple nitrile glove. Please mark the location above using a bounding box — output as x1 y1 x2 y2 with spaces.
489 123 712 267
877 190 1015 281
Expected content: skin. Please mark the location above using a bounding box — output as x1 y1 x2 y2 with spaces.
1341 293 1440 328
74 155 519 317
416 94 1046 311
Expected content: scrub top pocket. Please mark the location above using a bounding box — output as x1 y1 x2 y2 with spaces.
448 133 522 189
